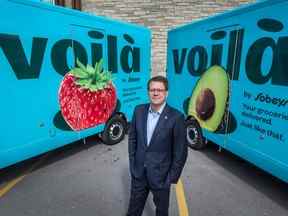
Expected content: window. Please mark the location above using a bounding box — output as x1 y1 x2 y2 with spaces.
55 0 65 6
54 0 82 10
72 0 82 10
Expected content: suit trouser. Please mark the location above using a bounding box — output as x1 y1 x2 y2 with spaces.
127 169 170 216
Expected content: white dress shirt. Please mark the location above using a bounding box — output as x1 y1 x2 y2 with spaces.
146 103 166 146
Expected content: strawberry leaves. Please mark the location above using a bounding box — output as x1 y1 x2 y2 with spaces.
71 68 90 79
70 58 113 91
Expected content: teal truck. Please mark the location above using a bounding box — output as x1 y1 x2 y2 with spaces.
0 0 151 169
167 0 288 182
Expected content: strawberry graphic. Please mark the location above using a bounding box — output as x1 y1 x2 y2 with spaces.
58 59 117 131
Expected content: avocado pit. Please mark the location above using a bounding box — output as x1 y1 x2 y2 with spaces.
196 88 215 120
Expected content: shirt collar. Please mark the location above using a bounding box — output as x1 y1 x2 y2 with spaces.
149 102 166 115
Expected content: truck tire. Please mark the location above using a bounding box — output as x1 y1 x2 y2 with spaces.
186 117 206 150
101 115 126 145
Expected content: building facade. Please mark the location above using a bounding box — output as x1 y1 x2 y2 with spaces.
80 0 255 76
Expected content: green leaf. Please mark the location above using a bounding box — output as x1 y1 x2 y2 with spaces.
97 71 105 81
75 79 90 86
87 78 93 85
94 61 98 71
86 65 95 75
89 84 100 91
102 71 112 82
76 59 87 72
94 59 103 83
100 83 107 89
70 68 89 78
107 72 113 80
96 59 103 74
72 58 112 91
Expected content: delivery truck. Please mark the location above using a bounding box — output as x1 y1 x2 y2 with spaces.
0 0 151 169
167 0 288 182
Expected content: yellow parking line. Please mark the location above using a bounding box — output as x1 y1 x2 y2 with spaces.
0 174 26 198
0 153 50 198
175 178 189 216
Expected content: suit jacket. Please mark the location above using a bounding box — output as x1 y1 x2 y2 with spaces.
128 103 188 189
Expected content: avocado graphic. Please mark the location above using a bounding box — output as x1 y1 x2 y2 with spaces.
188 65 229 132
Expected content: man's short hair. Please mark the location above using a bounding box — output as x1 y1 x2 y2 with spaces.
147 75 168 91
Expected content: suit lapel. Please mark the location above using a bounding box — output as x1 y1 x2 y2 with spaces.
143 104 149 147
148 104 170 147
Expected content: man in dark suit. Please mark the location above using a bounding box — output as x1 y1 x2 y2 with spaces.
127 75 188 216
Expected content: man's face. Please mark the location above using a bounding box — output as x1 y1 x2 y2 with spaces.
148 81 167 106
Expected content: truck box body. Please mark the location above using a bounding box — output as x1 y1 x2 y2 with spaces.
167 0 288 182
0 0 151 168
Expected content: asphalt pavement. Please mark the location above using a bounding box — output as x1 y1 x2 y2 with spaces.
0 135 287 216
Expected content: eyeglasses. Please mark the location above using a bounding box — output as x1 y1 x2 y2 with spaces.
148 88 166 93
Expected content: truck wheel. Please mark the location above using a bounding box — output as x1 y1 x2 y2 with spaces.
186 118 206 150
101 115 126 145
